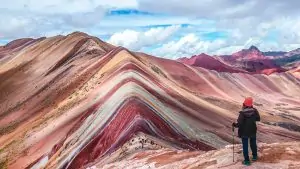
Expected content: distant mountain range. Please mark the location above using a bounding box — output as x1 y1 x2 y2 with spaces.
178 45 300 76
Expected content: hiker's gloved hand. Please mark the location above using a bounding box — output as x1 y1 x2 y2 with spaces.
232 122 237 127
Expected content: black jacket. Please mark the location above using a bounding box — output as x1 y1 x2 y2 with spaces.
234 107 260 137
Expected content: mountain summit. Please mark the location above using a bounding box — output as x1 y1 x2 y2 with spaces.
231 45 265 60
249 45 260 51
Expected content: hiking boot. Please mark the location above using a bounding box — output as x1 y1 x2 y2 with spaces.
242 160 251 166
252 156 258 161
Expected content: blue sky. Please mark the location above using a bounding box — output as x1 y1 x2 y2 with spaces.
1 0 300 59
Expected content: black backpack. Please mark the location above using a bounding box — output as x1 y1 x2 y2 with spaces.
238 108 258 137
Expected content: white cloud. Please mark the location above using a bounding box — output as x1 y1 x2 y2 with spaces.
0 11 38 38
1 0 300 57
137 0 300 20
96 0 138 8
108 25 180 50
0 0 137 13
214 46 244 55
0 0 140 39
150 32 300 58
62 6 106 27
0 1 108 39
136 0 300 56
0 11 102 39
152 34 227 59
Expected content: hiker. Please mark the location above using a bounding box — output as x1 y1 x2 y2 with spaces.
232 97 260 166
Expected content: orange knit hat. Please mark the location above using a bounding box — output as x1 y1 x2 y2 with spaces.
243 97 253 107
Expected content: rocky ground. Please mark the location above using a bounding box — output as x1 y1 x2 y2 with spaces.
90 141 300 169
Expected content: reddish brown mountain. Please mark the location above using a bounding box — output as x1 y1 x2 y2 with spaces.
178 53 245 73
179 46 288 75
232 45 265 60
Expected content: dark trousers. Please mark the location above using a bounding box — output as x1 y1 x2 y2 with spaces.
242 136 257 161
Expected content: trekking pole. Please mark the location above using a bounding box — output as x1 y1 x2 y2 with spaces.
232 126 235 162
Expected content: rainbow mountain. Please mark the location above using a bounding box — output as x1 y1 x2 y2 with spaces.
0 32 300 169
